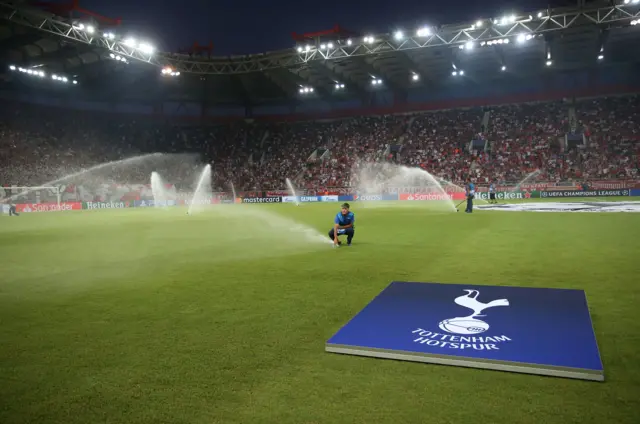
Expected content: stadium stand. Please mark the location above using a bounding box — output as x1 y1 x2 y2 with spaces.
1 94 638 193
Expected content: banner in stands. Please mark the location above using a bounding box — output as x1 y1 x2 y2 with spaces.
242 197 282 203
540 189 630 198
353 194 400 201
399 193 466 201
15 202 83 213
83 201 133 209
473 191 539 200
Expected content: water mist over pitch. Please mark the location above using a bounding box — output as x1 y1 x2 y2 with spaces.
513 169 542 192
187 164 213 215
352 161 456 212
151 172 170 207
4 152 204 204
285 178 300 206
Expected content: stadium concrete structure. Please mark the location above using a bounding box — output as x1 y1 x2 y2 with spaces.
1 0 640 119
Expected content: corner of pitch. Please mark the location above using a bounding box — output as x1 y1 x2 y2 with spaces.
410 328 512 351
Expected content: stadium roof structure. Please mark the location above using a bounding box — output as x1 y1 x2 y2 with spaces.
1 0 640 107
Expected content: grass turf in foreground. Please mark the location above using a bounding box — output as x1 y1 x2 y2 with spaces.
1 202 639 424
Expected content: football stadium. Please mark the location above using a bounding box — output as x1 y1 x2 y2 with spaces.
1 0 640 423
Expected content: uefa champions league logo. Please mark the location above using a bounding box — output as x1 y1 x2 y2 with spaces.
438 290 510 335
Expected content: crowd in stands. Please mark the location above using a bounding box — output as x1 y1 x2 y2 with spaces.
1 94 638 194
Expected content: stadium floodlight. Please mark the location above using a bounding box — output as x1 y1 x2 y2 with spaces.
297 46 303 53
327 42 333 49
346 39 352 46
371 78 382 85
452 70 458 76
465 41 474 49
394 30 404 40
537 12 544 18
73 23 85 30
299 86 313 94
104 32 115 40
499 15 517 25
161 67 180 76
86 25 95 34
632 20 638 25
598 54 604 60
501 65 507 71
412 73 419 81
364 35 375 43
123 38 137 47
9 65 16 71
38 71 45 77
416 27 430 37
546 60 553 66
73 80 78 84
517 34 527 43
138 43 155 54
320 44 326 49
305 45 311 52
459 70 464 75
334 83 345 89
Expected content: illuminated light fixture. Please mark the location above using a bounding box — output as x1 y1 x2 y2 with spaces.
305 45 311 52
546 60 553 66
480 41 486 46
161 67 179 76
537 12 544 18
631 20 638 25
465 41 474 49
335 83 345 89
500 15 516 25
320 44 326 49
394 30 404 40
459 70 464 75
297 46 303 53
416 27 430 37
38 71 45 77
371 79 382 85
73 80 78 84
73 23 85 30
138 43 155 54
501 65 507 71
526 34 534 41
517 34 526 43
104 32 115 40
452 70 458 76
299 86 314 94
327 42 333 49
9 65 16 71
123 38 137 47
364 36 375 43
346 39 352 46
597 54 604 60
86 25 95 34
412 74 419 81
475 20 483 28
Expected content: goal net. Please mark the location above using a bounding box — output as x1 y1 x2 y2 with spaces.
0 186 61 206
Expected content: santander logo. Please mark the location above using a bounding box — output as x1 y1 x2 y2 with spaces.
405 193 452 201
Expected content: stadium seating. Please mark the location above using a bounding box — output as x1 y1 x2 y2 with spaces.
1 95 638 192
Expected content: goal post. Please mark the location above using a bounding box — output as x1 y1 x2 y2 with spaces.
0 186 61 206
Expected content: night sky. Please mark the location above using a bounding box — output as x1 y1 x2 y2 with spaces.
76 0 577 55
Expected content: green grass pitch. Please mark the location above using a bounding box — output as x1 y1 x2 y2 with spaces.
1 201 639 424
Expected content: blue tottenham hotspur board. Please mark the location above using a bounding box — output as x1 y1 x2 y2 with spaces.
326 281 604 381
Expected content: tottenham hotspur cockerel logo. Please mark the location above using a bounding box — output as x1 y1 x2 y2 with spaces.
438 290 509 335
